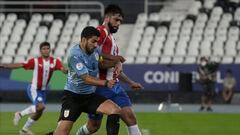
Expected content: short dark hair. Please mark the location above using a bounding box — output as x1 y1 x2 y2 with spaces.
104 4 124 18
81 26 100 39
40 42 50 49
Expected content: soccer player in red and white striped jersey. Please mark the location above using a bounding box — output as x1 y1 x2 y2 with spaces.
0 42 68 135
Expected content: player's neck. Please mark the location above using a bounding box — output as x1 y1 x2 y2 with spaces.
42 56 50 61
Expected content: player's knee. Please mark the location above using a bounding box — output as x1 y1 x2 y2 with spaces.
36 104 45 112
111 107 121 115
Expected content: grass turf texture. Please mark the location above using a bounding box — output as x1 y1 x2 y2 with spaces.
0 112 240 135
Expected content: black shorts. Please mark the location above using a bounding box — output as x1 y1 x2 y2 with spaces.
59 90 107 122
202 81 215 98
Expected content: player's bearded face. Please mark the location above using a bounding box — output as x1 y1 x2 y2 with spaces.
108 22 118 33
40 46 50 58
108 14 123 33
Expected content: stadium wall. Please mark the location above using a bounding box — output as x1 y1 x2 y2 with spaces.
0 64 238 103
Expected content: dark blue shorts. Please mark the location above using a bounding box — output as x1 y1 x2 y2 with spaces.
88 82 131 120
27 85 46 105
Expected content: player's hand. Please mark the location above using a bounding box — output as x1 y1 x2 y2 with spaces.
130 81 144 91
114 55 126 63
106 80 116 88
114 62 123 77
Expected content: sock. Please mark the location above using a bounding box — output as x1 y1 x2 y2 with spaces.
106 114 120 135
20 105 36 116
76 124 90 135
127 124 142 135
22 117 35 131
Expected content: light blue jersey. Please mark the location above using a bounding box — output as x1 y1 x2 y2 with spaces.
64 44 100 94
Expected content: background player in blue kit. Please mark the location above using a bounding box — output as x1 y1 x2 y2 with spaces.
52 26 122 135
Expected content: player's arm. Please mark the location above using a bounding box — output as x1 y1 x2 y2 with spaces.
101 53 126 63
118 72 144 91
0 63 24 69
98 56 121 69
80 74 116 88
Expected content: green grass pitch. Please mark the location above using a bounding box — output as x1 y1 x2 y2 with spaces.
1 112 240 135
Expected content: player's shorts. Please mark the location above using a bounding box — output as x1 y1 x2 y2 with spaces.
59 90 107 122
88 82 131 120
27 85 46 105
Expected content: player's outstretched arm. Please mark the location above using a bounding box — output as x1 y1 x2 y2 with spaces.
81 74 116 88
0 63 24 69
118 72 144 91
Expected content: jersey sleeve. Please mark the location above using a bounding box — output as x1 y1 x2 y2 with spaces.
22 58 35 70
69 55 88 76
55 58 64 70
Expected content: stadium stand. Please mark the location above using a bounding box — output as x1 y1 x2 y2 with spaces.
0 12 100 63
124 0 240 64
0 0 240 65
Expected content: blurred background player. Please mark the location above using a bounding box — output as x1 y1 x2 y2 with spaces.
197 57 218 112
76 4 144 135
0 41 68 135
53 26 121 135
222 69 236 104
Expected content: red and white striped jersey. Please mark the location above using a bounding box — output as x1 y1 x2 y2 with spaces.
23 56 64 90
97 25 119 80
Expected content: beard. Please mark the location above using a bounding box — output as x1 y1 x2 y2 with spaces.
86 47 95 55
108 22 118 33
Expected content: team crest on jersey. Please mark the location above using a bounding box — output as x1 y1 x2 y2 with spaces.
95 53 99 61
64 110 70 118
76 63 83 70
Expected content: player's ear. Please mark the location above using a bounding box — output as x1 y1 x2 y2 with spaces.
82 37 87 44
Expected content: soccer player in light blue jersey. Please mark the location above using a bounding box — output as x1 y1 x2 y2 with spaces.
53 26 121 135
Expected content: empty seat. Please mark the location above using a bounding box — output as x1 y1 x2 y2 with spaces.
148 56 159 64
160 56 171 64
125 56 135 64
43 13 54 22
1 56 13 63
14 56 25 63
88 19 99 27
135 56 147 64
184 57 196 64
31 13 42 22
172 57 184 64
222 57 233 64
68 13 79 22
6 13 17 22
